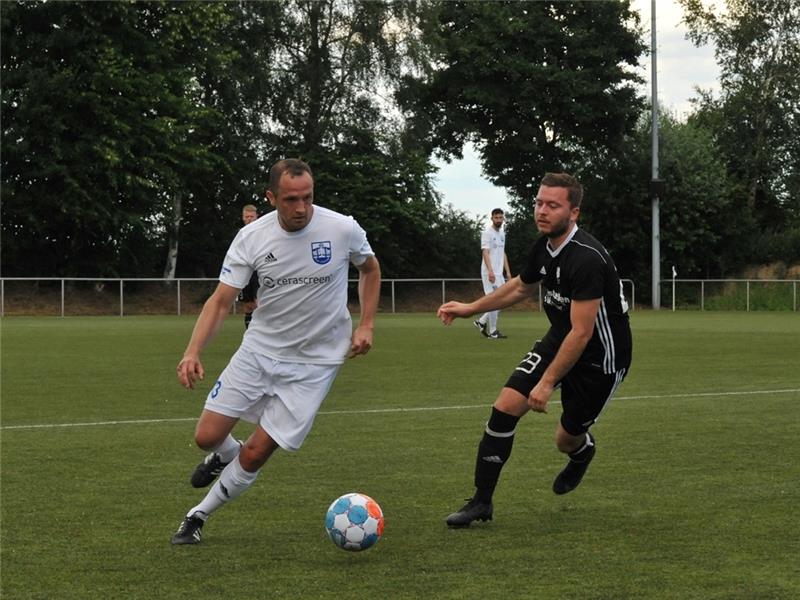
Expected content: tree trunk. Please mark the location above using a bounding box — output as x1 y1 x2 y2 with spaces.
163 192 182 279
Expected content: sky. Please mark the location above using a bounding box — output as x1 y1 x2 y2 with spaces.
433 0 721 223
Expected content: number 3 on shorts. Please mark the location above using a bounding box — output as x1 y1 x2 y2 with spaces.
515 351 542 375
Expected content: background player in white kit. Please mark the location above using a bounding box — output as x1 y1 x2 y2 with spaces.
171 158 381 545
474 208 512 339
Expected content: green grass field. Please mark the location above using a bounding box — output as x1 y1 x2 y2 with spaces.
2 312 799 599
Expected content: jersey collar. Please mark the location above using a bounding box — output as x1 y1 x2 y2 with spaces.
546 224 579 257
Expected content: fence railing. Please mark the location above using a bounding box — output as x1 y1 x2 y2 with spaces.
659 279 799 311
4 276 796 316
4 277 798 315
0 277 638 317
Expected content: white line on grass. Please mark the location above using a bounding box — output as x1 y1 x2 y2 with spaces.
2 388 799 431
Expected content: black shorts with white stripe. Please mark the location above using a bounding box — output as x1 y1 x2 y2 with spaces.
504 341 628 436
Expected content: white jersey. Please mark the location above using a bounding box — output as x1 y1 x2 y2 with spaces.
480 224 506 276
219 206 374 365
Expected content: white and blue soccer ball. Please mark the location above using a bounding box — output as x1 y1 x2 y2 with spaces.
325 492 384 552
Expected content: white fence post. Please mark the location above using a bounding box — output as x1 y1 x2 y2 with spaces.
746 280 750 312
701 280 705 311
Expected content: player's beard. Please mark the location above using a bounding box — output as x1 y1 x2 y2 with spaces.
541 214 571 239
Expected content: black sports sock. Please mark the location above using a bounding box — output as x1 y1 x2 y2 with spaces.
568 432 595 462
473 407 521 503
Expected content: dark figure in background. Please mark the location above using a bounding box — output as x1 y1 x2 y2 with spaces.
239 204 259 329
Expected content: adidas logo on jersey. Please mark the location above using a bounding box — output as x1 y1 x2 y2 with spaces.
263 252 277 264
539 266 546 275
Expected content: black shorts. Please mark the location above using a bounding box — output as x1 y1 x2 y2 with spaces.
504 341 628 436
238 273 259 304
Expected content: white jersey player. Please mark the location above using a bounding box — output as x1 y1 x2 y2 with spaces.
474 208 511 339
171 159 381 545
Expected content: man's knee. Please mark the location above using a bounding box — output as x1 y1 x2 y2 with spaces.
238 431 279 472
555 424 585 454
493 387 529 417
194 427 224 451
193 411 237 450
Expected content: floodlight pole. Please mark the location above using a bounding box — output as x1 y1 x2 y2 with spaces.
651 0 661 309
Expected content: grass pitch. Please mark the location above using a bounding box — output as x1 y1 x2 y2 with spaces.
2 312 799 599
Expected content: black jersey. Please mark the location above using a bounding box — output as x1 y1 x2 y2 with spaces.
519 226 632 374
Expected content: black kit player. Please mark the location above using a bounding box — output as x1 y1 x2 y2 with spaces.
238 204 260 329
437 172 632 527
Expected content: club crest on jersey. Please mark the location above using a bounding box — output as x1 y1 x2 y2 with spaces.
311 241 332 265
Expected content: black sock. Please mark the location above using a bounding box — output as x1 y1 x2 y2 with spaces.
568 432 595 462
473 407 521 503
244 312 253 329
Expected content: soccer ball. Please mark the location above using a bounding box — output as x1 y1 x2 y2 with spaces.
325 492 384 552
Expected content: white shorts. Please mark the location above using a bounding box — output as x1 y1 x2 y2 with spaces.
204 348 340 451
481 273 505 295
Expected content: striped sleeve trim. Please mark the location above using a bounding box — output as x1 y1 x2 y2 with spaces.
595 300 617 374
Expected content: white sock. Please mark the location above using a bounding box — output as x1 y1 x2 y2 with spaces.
187 456 259 518
214 435 242 463
488 311 498 332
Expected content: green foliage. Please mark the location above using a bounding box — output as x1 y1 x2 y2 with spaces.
169 1 282 277
255 1 474 278
309 141 440 279
1 0 456 279
267 0 429 153
7 0 794 285
507 111 745 285
2 313 800 598
399 0 650 281
1 1 233 277
610 111 745 279
680 0 800 230
748 227 800 266
400 0 646 201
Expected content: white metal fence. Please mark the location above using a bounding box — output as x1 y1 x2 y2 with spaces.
660 279 799 311
0 277 640 317
2 277 797 315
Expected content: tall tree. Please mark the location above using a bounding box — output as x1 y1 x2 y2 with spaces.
265 0 430 154
1 1 230 277
603 112 742 280
170 1 283 277
680 0 800 230
1 0 476 279
256 0 456 277
399 1 646 205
